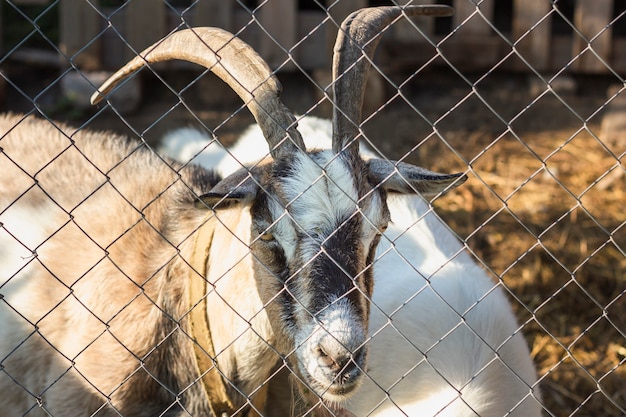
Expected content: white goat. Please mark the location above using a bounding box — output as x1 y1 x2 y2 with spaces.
161 115 543 417
0 6 466 417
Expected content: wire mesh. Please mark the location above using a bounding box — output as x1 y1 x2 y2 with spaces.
0 1 625 416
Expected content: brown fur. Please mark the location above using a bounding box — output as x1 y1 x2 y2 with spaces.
0 113 227 416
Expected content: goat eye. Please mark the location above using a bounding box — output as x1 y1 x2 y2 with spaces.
379 224 388 234
259 231 275 242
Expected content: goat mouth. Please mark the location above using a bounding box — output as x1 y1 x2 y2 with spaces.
297 359 364 402
293 300 368 401
324 379 361 398
323 359 364 397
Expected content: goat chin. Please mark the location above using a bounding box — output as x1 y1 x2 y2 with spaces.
160 116 542 417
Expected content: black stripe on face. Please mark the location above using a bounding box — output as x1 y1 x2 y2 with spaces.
304 216 368 319
248 155 386 338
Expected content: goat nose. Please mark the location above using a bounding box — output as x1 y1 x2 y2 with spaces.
316 339 362 383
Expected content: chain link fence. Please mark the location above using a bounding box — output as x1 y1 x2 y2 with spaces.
0 1 625 416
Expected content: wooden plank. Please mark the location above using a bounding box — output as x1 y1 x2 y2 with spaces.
233 7 261 52
571 0 613 73
600 84 626 152
257 0 297 70
59 0 101 70
550 35 573 73
453 0 494 36
99 5 126 70
0 1 3 54
12 0 49 4
192 0 233 30
611 37 626 74
386 35 506 72
124 0 166 62
512 0 552 72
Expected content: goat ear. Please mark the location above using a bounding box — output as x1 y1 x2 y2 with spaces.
195 168 260 209
367 159 467 197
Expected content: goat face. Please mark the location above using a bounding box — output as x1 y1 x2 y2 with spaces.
199 141 464 404
253 150 388 400
197 148 389 400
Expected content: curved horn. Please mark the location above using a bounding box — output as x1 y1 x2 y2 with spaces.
332 5 454 156
91 27 305 159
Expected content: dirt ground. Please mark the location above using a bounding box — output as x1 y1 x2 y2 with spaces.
2 64 625 416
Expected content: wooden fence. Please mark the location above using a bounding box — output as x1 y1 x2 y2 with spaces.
2 0 626 75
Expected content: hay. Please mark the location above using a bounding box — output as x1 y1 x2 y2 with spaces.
428 123 626 416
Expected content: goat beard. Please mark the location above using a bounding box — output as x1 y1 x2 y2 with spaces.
297 385 356 417
284 371 357 417
312 402 357 417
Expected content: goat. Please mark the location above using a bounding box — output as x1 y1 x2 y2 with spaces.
164 117 543 417
161 114 543 417
0 5 463 417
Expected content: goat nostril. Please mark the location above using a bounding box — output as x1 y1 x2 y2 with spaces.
315 343 363 388
317 346 327 357
317 346 340 370
340 361 359 383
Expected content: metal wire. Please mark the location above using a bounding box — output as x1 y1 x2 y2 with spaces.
0 1 625 416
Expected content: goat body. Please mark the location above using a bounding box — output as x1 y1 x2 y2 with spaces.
358 193 541 417
0 113 221 415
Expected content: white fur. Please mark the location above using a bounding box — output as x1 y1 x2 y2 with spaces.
296 297 366 403
160 116 542 417
284 151 359 229
280 150 383 262
0 206 44 284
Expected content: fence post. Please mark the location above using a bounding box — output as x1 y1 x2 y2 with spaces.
453 0 494 36
123 0 166 62
193 0 233 31
571 0 613 73
445 0 497 70
257 0 297 70
59 0 102 69
512 0 552 72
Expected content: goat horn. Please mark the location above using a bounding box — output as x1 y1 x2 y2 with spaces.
91 27 305 159
332 5 454 156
